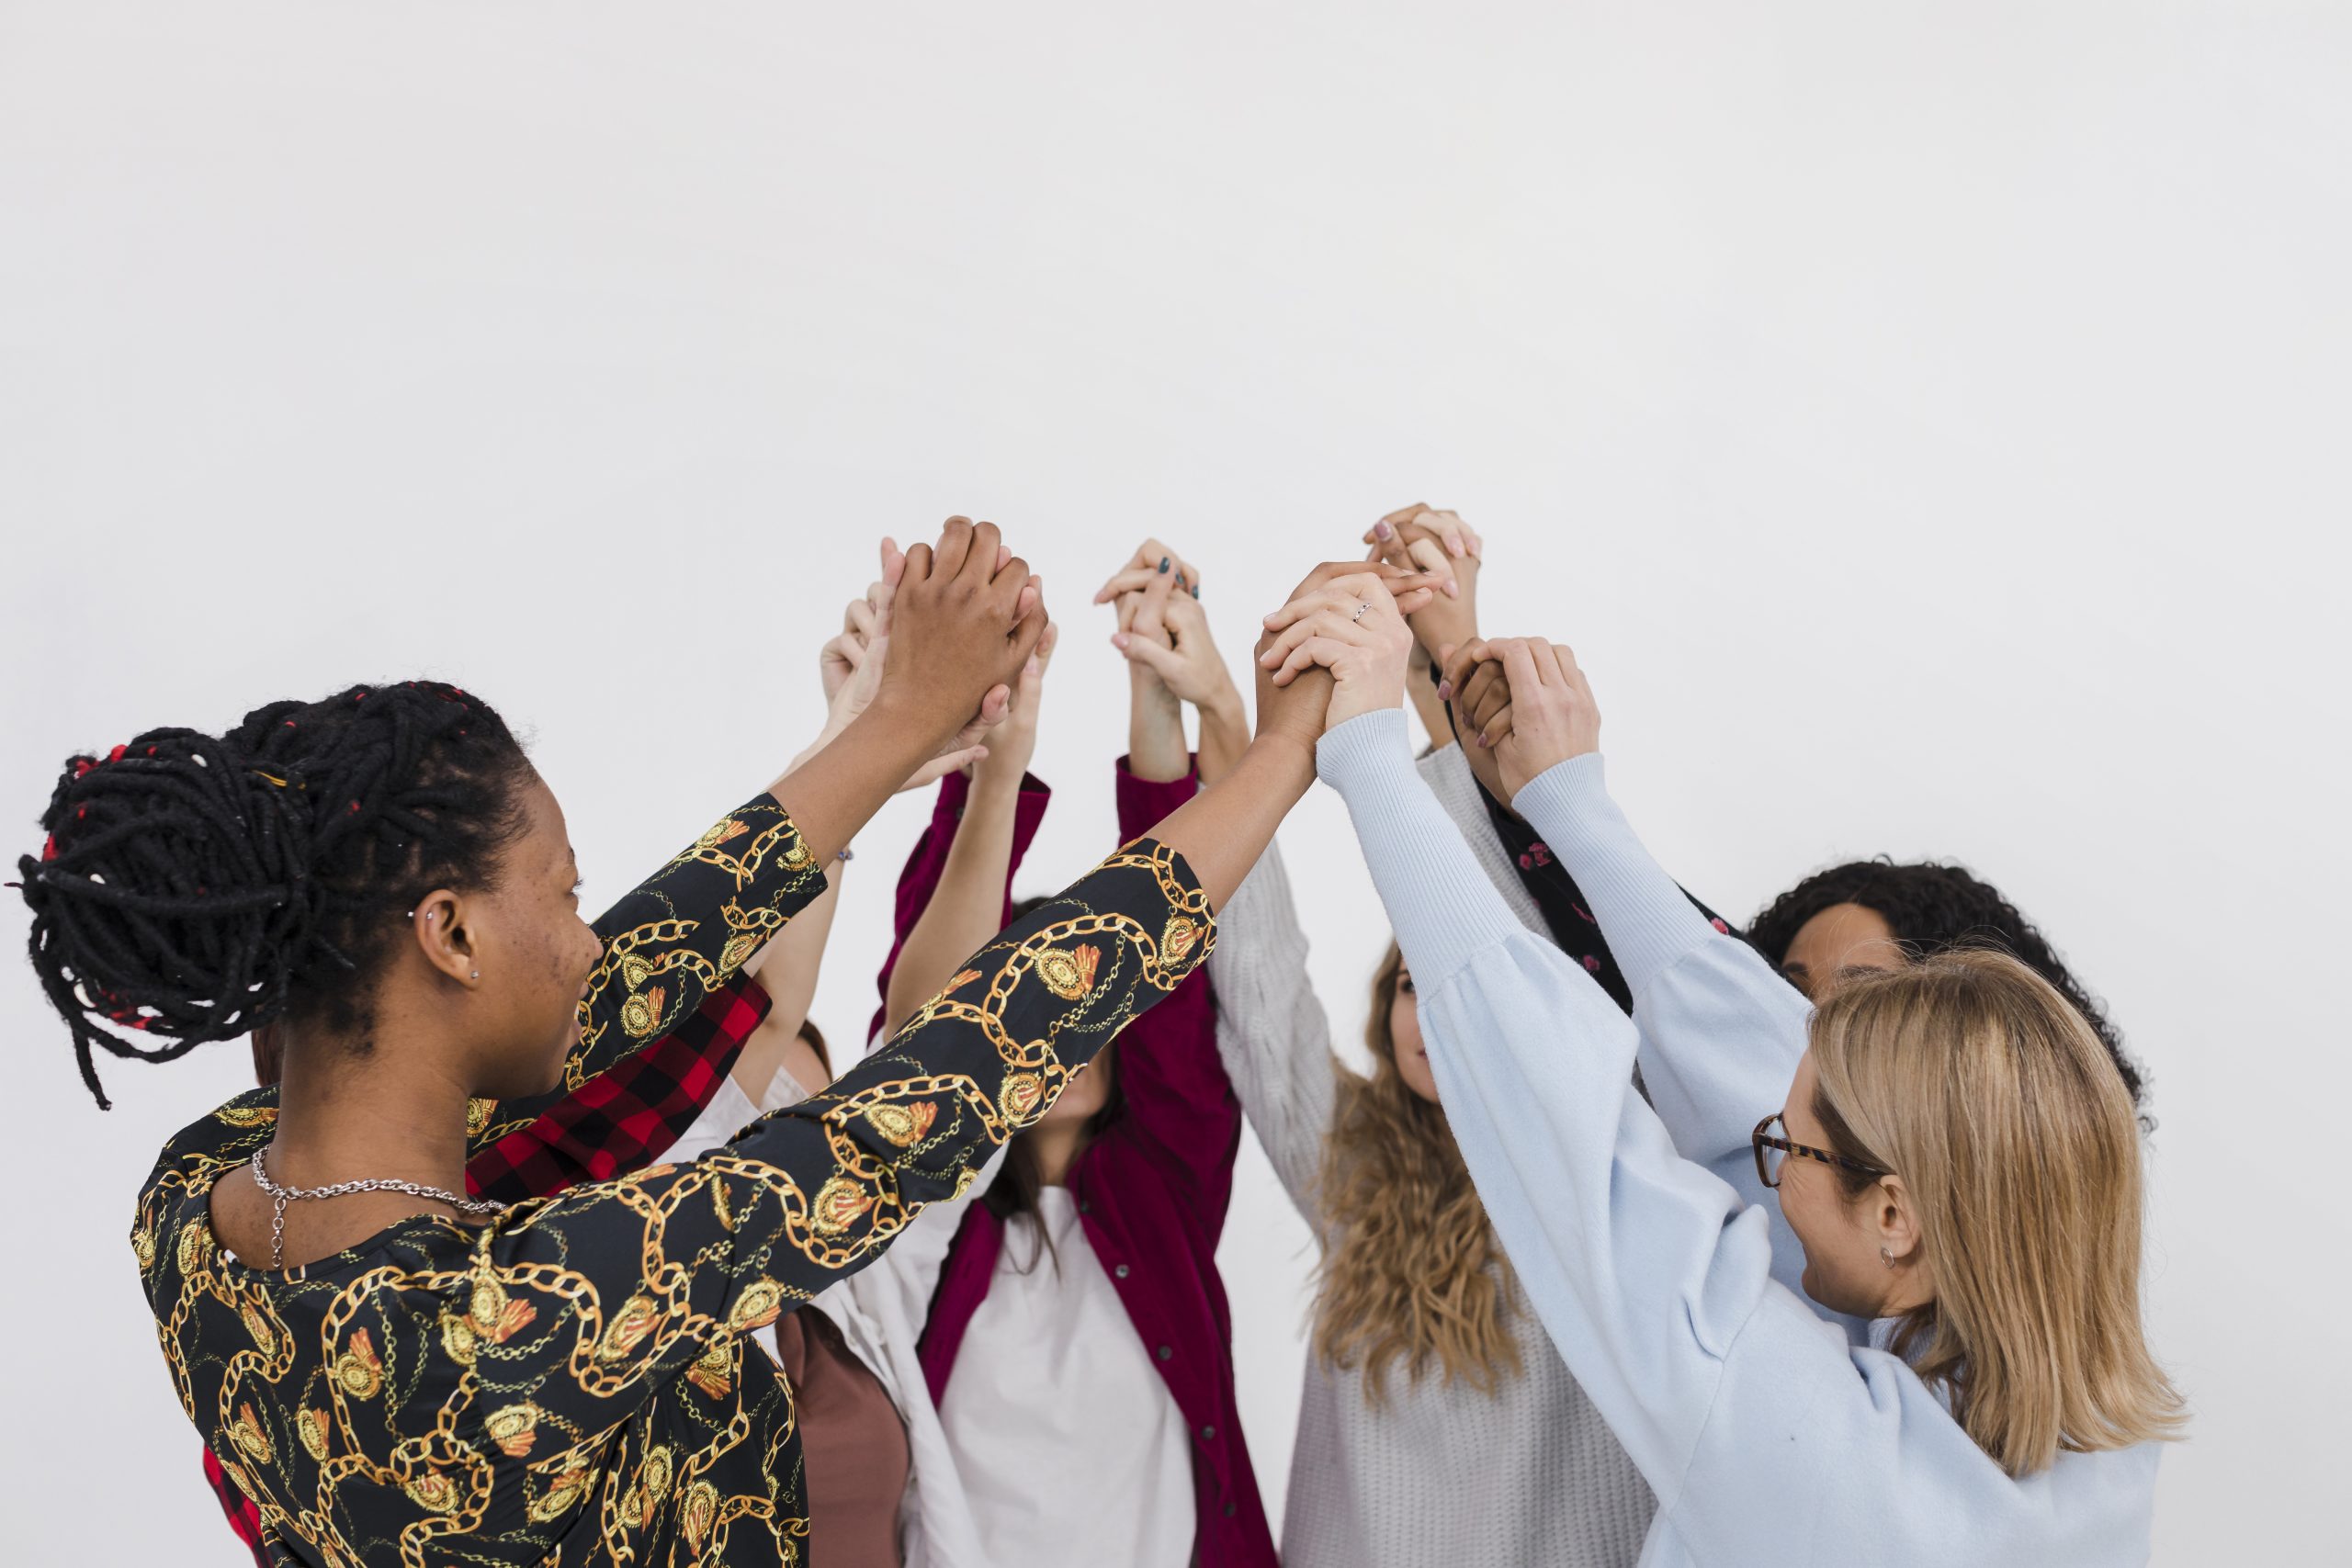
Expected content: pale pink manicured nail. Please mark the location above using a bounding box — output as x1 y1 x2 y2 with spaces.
1374 520 1394 540
1436 681 1453 700
1112 632 1129 649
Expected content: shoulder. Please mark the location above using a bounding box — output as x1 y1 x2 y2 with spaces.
135 1090 279 1288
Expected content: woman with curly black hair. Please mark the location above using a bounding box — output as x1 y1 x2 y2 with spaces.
1745 860 2145 1110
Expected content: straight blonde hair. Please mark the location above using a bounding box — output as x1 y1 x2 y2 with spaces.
1808 950 2186 1476
1311 942 1523 1404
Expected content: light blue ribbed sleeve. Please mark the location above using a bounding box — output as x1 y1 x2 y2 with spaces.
1510 754 1816 1297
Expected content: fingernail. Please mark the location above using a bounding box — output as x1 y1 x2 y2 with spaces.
1159 557 1170 573
1475 732 1488 748
1375 521 1395 541
1112 632 1129 649
1436 681 1453 700
1450 537 1465 558
1444 581 1459 597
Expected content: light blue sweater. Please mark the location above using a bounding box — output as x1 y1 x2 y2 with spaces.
1316 709 2160 1568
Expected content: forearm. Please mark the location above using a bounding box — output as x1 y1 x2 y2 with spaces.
883 771 1023 1035
1194 685 1250 785
730 874 841 1096
745 872 841 1035
1140 734 1314 908
1317 705 1774 1489
1127 666 1190 783
1206 847 1342 1217
768 695 942 863
1407 661 1454 752
1510 754 1728 998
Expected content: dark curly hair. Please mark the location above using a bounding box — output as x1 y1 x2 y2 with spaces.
17 681 536 1108
1746 859 2145 1111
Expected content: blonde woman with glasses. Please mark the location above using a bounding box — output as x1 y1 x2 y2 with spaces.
1261 580 2182 1567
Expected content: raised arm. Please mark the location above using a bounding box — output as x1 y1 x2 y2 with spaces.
493 832 1219 1438
485 591 1379 1432
1102 536 1251 785
1097 742 1238 1204
471 561 987 1181
1296 621 1996 1558
1258 575 1785 1483
1446 637 1813 1245
1313 705 1781 1489
1205 843 1341 1225
881 623 1057 1039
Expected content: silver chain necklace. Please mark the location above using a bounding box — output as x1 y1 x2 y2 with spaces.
249 1145 507 1269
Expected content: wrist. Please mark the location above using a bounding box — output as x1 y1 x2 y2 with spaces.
840 694 940 775
1129 662 1181 710
970 753 1029 793
1408 607 1477 659
1197 681 1246 731
1239 728 1318 795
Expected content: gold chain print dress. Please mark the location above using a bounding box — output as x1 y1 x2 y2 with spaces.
133 795 1215 1567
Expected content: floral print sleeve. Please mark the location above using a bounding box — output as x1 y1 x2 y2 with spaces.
134 831 1212 1568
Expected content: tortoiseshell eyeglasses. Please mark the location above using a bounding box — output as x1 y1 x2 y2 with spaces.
1751 1113 1891 1190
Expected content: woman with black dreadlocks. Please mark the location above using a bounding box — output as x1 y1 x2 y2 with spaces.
19 524 1435 1568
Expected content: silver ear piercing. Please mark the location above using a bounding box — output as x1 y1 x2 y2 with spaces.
469 970 481 980
1880 1247 1896 1269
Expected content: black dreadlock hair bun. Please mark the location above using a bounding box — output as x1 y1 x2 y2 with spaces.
1747 858 2147 1111
17 681 534 1109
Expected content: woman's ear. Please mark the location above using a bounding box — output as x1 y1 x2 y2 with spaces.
1871 1174 1938 1307
1871 1176 1921 1259
407 889 481 986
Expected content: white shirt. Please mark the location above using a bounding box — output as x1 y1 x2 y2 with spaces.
938 1187 1196 1568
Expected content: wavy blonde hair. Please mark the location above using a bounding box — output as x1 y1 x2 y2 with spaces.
1310 942 1522 1404
1809 949 2187 1476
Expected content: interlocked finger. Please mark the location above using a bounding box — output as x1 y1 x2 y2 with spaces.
1272 634 1365 687
1439 637 1498 701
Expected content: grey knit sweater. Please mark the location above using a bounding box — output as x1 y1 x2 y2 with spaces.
1210 745 1657 1568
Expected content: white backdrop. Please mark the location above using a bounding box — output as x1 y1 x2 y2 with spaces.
3 4 2345 1562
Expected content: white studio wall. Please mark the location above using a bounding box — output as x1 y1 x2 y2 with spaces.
2 4 2345 1563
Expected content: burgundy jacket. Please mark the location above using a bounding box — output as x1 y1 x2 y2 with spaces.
874 762 1277 1568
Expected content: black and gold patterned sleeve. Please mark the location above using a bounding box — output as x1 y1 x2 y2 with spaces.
571 795 828 1088
469 797 829 1149
473 838 1211 1436
468 799 828 1152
